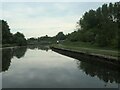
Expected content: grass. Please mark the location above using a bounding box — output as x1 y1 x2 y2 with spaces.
52 41 119 58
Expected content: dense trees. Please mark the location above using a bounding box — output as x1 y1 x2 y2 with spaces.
67 2 120 48
1 20 27 46
13 32 27 46
1 20 13 44
27 32 66 45
55 32 66 41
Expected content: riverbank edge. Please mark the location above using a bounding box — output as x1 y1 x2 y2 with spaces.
0 45 27 50
50 46 120 67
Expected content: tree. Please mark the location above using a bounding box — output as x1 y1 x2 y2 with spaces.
1 20 27 46
56 32 66 40
75 2 120 48
13 32 27 46
1 20 13 44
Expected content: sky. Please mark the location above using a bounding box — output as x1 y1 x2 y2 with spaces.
0 1 118 38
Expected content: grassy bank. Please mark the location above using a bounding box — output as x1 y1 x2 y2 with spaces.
52 41 119 59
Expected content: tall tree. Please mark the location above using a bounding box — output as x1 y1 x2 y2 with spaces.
13 32 27 46
56 32 66 40
1 20 13 44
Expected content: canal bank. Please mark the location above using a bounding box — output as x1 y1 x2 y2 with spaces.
50 46 120 70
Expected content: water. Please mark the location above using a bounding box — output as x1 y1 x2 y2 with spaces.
1 46 120 88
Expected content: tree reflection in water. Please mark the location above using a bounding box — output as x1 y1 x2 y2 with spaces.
2 46 120 86
27 45 50 51
0 49 2 72
75 59 120 84
2 47 27 72
13 47 27 59
2 45 50 72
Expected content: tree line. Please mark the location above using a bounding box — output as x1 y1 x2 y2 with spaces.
28 2 120 49
0 20 27 46
1 2 119 48
67 2 120 48
1 19 66 46
27 32 66 45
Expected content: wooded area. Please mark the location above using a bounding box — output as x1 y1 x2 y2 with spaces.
67 2 120 48
28 2 120 49
1 20 27 46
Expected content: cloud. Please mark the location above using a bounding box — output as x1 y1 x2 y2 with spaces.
2 2 108 38
2 2 82 38
8 15 80 38
0 2 2 19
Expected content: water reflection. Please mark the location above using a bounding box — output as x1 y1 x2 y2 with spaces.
2 47 27 72
52 48 120 84
13 47 27 59
2 46 120 88
27 45 49 51
75 59 120 84
0 49 2 72
2 45 49 72
2 49 12 72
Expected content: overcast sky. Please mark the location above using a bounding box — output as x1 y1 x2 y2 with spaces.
0 1 116 38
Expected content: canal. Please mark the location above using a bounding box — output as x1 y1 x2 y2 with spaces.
1 46 120 88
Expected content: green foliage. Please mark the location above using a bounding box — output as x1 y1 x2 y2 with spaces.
13 32 27 46
1 20 13 44
27 32 66 45
38 35 57 44
55 32 66 40
67 2 120 49
1 20 27 46
66 31 79 42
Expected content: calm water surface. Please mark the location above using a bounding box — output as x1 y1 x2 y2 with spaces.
1 46 120 88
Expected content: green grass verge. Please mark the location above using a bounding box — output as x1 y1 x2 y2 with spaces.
52 41 119 58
